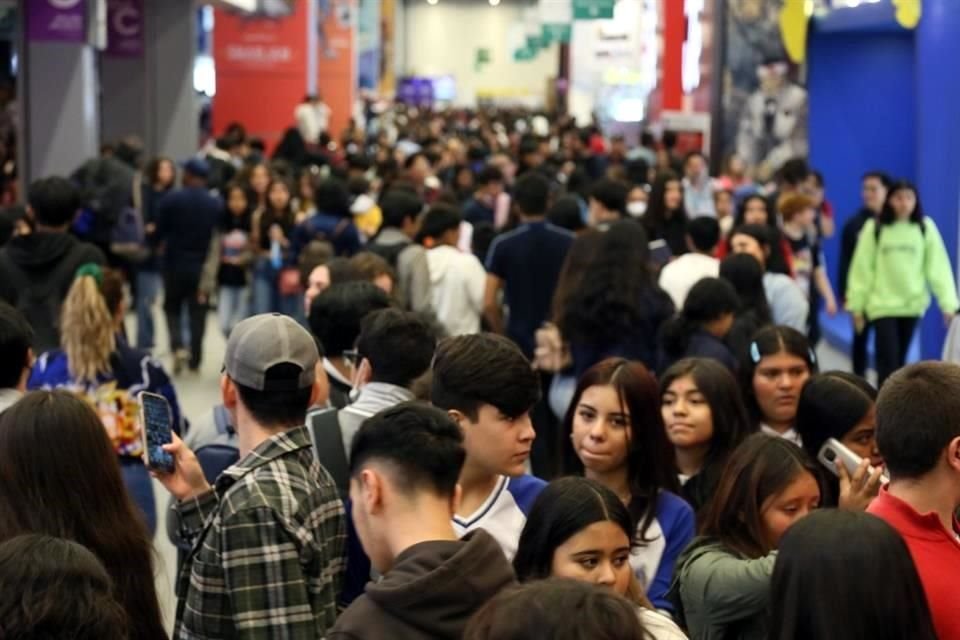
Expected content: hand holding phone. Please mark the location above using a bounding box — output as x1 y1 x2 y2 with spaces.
139 392 174 473
818 438 885 511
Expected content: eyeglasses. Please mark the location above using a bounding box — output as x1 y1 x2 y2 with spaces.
342 349 361 369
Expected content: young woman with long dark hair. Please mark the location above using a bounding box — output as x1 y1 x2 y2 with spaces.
846 180 958 386
671 433 822 640
643 172 688 256
251 176 299 317
558 221 674 377
513 477 687 638
660 358 754 517
563 358 695 611
135 155 176 351
719 253 772 359
717 194 793 276
0 391 166 639
739 325 817 445
768 510 937 640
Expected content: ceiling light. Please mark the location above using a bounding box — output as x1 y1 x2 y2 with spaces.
489 0 501 5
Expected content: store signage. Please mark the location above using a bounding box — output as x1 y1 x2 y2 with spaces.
573 0 615 20
28 0 86 43
542 23 572 44
105 0 143 58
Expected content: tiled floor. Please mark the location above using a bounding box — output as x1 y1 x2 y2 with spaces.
142 308 857 635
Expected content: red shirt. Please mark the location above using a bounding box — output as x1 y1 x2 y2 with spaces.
868 487 960 640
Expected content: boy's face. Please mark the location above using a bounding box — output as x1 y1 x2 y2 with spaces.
459 404 535 477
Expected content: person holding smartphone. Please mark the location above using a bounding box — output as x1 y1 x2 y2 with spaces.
153 313 346 639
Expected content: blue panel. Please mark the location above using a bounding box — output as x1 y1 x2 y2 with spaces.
807 25 915 355
916 0 960 360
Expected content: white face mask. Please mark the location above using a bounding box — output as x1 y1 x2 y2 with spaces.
627 201 648 218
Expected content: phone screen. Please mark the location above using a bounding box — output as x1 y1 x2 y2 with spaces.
142 394 174 472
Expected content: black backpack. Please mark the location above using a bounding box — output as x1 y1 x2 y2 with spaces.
365 241 408 270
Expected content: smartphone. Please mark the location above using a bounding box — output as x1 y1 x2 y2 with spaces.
649 239 673 268
139 391 175 473
817 438 888 483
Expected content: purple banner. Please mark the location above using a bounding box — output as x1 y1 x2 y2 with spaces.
105 0 144 58
27 0 86 44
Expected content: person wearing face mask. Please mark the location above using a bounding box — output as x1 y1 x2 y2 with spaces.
795 372 884 510
669 433 822 640
626 183 649 219
658 218 721 311
563 358 695 611
513 477 688 639
739 325 817 446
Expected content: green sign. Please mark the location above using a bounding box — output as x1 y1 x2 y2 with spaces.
541 23 572 44
573 0 615 20
475 47 491 72
514 45 537 62
526 34 545 51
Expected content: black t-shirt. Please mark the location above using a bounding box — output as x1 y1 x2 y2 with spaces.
218 210 253 287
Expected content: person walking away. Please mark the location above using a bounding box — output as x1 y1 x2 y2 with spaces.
421 206 486 336
846 181 958 387
134 156 176 350
156 158 222 373
0 176 105 353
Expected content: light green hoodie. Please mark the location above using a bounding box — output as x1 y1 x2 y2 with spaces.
846 218 959 320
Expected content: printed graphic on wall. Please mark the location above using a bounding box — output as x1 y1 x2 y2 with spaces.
720 0 808 181
27 0 86 43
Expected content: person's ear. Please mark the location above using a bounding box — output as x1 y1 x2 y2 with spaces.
447 409 468 431
947 436 960 474
360 469 384 515
221 375 238 409
356 358 373 387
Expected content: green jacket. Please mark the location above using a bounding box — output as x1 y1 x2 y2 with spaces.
846 218 959 320
670 539 775 640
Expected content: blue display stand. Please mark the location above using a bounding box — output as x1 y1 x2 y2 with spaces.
807 0 959 362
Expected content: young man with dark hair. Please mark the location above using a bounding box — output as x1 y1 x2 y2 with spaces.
431 333 545 559
0 301 32 412
868 362 960 640
463 166 505 226
366 190 431 313
587 178 628 227
329 402 514 640
308 281 392 408
156 313 346 639
484 173 574 357
0 176 105 353
840 171 891 376
730 224 809 331
658 216 721 309
683 151 716 218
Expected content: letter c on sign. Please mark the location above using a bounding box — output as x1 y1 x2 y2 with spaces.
113 6 140 36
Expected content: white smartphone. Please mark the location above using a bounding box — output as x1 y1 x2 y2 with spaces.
817 438 888 484
139 391 175 472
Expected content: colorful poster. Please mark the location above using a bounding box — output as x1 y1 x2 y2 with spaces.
379 0 396 95
105 0 143 58
356 0 379 90
213 0 309 151
315 0 356 139
27 0 86 43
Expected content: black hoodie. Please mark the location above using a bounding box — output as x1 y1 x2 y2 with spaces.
328 529 515 640
0 231 105 352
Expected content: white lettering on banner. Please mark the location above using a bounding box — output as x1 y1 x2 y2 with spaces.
226 45 293 63
50 14 83 32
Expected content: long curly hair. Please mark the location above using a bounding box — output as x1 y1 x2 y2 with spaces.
60 269 124 382
558 221 656 346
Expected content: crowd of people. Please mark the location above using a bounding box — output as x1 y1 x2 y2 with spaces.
0 104 958 639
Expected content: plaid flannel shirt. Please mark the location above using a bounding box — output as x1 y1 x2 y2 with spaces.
174 425 346 639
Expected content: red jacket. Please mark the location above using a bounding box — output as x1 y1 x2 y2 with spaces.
868 487 960 640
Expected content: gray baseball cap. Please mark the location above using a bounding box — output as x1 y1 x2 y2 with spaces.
224 314 319 391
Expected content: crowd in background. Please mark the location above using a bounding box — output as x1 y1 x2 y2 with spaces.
0 103 957 640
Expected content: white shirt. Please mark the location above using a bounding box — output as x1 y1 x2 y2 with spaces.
0 388 22 413
658 253 721 310
761 423 803 446
452 475 545 561
294 101 331 145
639 608 689 640
427 245 486 336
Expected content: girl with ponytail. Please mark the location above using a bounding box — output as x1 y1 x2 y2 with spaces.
28 264 183 535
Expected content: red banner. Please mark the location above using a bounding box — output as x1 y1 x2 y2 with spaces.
315 0 356 142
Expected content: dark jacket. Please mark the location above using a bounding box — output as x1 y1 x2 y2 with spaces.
839 208 874 301
156 186 222 274
0 232 105 352
328 529 515 640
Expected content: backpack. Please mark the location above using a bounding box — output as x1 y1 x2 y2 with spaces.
0 246 87 352
109 172 149 263
306 407 350 500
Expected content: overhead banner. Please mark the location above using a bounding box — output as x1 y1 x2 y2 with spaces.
105 0 143 58
27 0 86 43
213 0 309 150
315 0 356 139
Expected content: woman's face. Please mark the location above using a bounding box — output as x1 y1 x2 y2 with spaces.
227 189 248 215
299 173 314 200
664 180 683 211
744 199 769 225
730 233 767 268
156 160 176 188
760 470 820 550
268 183 291 211
661 375 714 451
752 351 811 427
551 521 633 596
890 188 917 220
841 404 883 468
250 166 270 195
572 385 631 476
